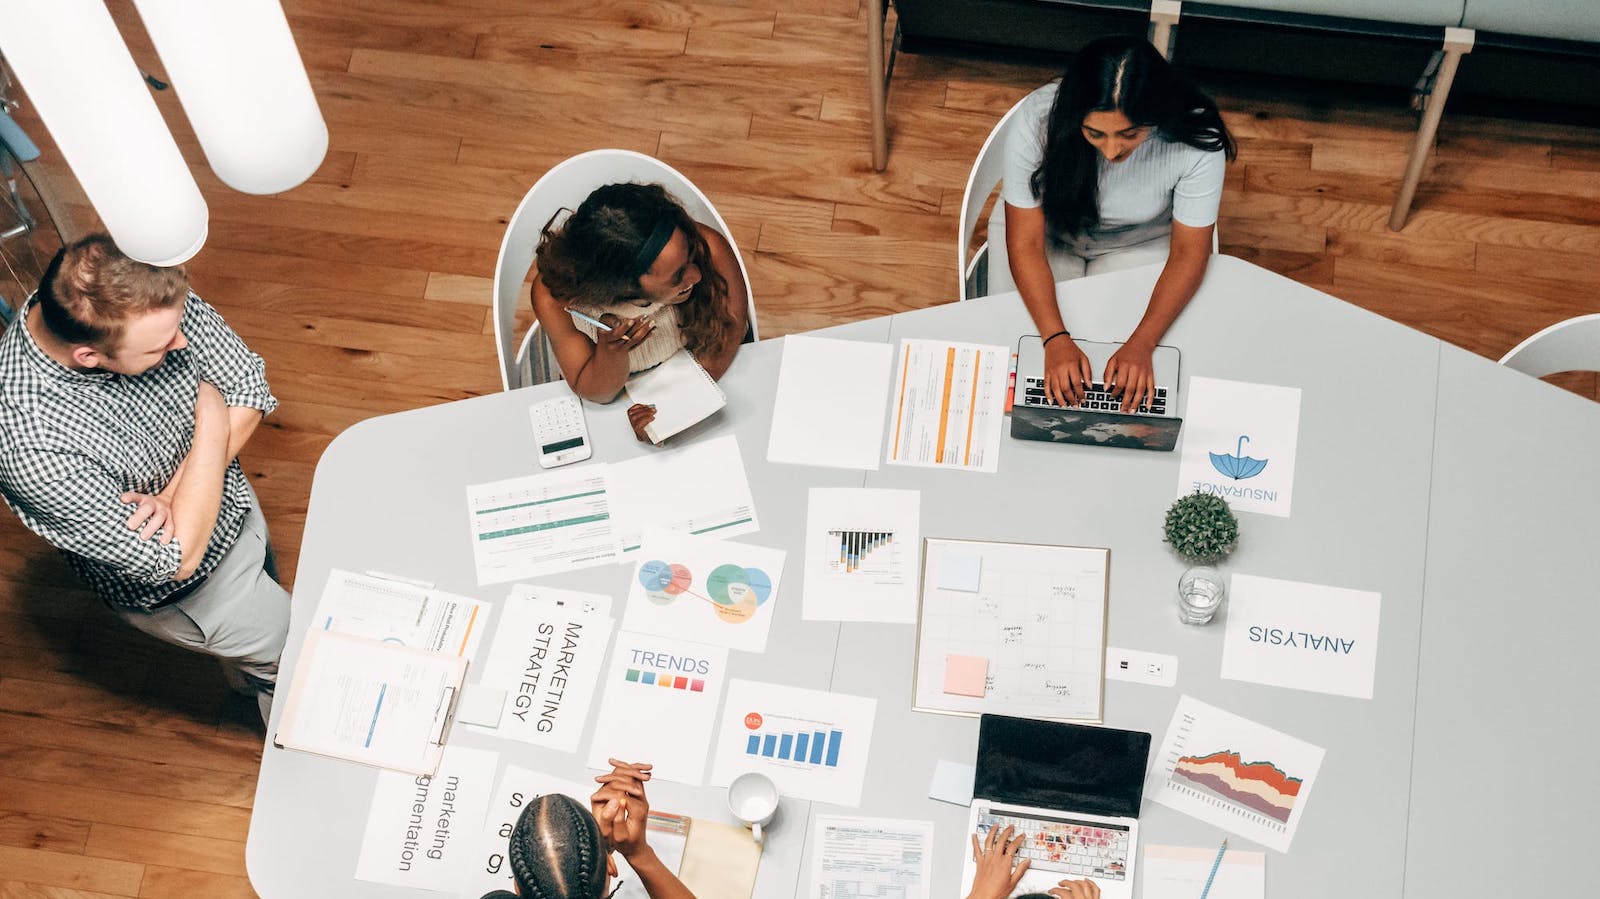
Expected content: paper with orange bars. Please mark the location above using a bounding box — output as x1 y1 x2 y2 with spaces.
1148 695 1326 852
885 338 1009 472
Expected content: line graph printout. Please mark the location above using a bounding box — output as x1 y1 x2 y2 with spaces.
912 538 1109 722
466 465 618 584
623 530 787 653
1147 695 1325 852
803 488 921 623
886 339 1009 472
608 434 761 557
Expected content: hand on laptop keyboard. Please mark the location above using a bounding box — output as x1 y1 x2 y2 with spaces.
1104 342 1157 415
1022 378 1168 414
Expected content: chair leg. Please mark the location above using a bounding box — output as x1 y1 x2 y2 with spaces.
1389 28 1474 231
1149 1 1182 60
868 0 889 171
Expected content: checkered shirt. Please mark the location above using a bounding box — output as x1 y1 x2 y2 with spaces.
0 293 278 609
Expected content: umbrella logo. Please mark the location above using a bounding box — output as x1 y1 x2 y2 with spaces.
1210 435 1268 480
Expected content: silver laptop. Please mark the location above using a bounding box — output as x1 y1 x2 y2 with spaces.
1011 335 1183 452
960 715 1152 899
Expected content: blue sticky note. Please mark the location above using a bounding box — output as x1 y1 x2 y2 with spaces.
938 553 982 592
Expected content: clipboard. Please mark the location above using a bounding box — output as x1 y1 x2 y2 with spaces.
911 537 1110 723
274 627 467 775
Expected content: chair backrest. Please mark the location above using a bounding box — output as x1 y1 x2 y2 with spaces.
958 97 1030 301
1498 313 1600 379
492 148 758 392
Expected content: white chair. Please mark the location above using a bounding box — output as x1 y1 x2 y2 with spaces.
957 97 1029 301
492 149 758 392
1499 314 1600 379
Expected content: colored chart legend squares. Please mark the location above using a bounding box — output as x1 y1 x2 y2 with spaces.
625 668 706 692
744 727 844 767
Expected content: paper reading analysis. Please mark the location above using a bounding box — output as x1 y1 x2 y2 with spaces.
510 620 583 730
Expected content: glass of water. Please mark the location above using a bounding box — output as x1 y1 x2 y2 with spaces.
1177 566 1226 625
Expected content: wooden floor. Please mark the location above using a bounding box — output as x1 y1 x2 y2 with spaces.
1 1 1597 895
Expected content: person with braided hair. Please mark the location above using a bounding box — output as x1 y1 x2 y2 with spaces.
479 759 696 899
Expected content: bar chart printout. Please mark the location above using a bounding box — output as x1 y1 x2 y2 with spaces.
710 679 878 807
1147 695 1326 852
827 530 897 577
802 488 922 623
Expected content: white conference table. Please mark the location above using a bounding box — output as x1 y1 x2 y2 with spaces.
246 255 1599 898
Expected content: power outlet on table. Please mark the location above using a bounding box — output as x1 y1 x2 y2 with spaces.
1105 647 1178 687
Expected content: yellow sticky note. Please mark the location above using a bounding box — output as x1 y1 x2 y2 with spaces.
944 654 988 697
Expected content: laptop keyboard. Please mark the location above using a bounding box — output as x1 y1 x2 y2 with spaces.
1021 376 1168 415
976 810 1130 881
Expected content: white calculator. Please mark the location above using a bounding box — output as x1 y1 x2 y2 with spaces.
529 394 592 468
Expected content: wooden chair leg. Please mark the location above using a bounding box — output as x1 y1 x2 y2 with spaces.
868 0 889 171
1149 1 1182 59
1390 28 1475 231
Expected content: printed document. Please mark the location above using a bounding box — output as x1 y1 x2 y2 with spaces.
467 592 614 750
314 569 488 659
810 816 934 899
623 530 787 653
1221 574 1381 699
1175 376 1302 517
466 465 618 584
608 434 760 557
802 488 921 623
587 630 731 785
356 744 497 892
275 628 466 775
768 335 895 470
709 679 878 807
885 338 1008 472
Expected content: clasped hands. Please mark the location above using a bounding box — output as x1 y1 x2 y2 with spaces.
966 824 1100 899
591 758 657 863
1042 335 1157 415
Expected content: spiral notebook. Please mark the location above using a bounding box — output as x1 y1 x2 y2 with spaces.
625 349 726 443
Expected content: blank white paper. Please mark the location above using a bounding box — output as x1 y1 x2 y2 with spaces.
767 335 895 470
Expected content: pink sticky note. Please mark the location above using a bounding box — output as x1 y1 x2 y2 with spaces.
943 654 988 697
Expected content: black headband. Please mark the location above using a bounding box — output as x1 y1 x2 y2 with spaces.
630 218 676 276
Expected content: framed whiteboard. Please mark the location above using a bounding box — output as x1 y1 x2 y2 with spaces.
912 537 1109 723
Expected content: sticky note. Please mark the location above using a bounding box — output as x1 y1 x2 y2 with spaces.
929 759 976 806
943 654 988 697
455 684 506 728
938 553 982 592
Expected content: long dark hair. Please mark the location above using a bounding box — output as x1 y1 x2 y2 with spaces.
535 182 735 360
1031 36 1235 237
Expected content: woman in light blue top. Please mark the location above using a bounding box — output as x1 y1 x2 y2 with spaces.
997 36 1235 414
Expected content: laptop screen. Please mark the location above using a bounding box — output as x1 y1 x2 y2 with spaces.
974 714 1151 819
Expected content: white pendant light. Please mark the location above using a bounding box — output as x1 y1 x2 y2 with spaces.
0 0 208 266
132 0 328 195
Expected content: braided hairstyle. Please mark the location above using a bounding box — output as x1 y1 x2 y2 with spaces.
479 794 609 899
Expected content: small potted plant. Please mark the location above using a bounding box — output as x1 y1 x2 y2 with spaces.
1163 492 1239 624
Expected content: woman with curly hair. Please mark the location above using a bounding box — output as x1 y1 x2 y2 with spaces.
531 183 748 441
994 35 1235 417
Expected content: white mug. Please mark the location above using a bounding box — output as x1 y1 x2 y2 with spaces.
726 771 779 844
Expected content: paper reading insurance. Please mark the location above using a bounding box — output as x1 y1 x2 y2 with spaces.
466 466 618 584
886 339 1008 472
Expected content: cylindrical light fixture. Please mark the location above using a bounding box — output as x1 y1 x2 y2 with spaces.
0 0 208 266
132 0 328 195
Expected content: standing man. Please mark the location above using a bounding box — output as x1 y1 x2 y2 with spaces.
0 233 288 722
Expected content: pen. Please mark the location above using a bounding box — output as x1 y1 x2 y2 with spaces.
568 308 613 332
1198 838 1228 899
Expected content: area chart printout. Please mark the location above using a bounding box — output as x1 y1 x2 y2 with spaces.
1147 695 1325 852
886 338 1008 472
466 465 617 584
709 679 878 808
802 488 921 623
